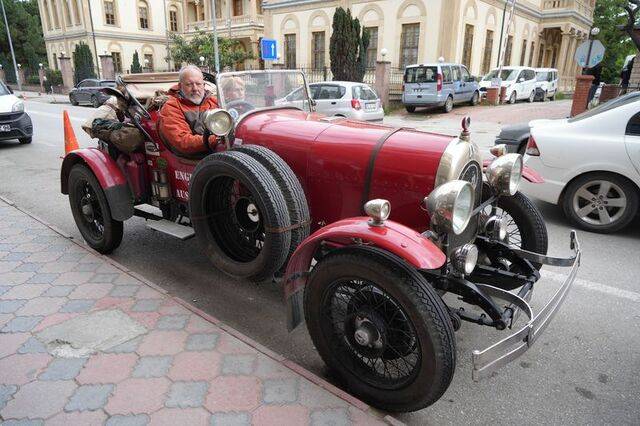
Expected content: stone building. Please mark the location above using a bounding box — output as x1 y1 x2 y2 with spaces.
263 0 595 91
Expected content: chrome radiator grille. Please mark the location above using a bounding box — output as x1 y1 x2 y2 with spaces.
447 161 482 254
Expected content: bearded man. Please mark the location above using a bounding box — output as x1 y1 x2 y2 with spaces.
158 65 220 156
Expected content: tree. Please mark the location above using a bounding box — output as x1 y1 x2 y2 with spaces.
329 7 369 82
73 42 96 83
595 0 637 83
0 0 47 82
131 51 142 74
169 31 255 70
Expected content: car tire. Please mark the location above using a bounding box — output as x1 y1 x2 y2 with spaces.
189 151 292 282
482 185 548 269
233 144 310 266
91 95 100 108
405 106 416 113
528 91 535 103
69 94 79 106
443 96 453 113
68 164 123 254
18 137 32 144
551 91 557 101
509 92 517 104
469 91 479 106
562 172 639 234
304 247 456 412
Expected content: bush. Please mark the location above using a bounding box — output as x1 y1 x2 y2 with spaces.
27 74 41 85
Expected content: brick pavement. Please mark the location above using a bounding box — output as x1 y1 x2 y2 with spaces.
0 198 396 426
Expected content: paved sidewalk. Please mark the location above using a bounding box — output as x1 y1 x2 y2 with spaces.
15 91 70 105
0 198 394 425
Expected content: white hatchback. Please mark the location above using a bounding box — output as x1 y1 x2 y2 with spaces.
522 91 640 233
479 66 538 104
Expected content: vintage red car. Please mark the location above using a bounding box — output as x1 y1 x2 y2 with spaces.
61 70 580 412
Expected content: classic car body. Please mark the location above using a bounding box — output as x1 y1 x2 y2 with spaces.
61 70 580 412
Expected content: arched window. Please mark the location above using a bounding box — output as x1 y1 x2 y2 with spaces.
138 0 150 29
169 6 179 32
43 0 52 30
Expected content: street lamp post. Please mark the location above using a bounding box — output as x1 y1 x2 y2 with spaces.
0 0 21 91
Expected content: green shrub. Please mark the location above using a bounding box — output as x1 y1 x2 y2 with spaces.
26 74 41 85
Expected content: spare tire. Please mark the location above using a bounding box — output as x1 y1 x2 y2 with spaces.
233 145 310 264
189 151 292 282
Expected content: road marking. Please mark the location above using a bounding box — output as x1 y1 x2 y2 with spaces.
27 110 85 122
542 269 640 302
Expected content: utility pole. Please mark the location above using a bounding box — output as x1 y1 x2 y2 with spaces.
497 0 517 71
163 0 171 71
211 0 220 73
0 0 21 90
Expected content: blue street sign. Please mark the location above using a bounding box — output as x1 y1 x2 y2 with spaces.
260 39 277 61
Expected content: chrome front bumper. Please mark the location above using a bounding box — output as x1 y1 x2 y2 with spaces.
471 231 581 381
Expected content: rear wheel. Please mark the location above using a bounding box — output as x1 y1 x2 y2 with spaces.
562 172 638 233
442 96 453 113
68 164 123 253
91 95 100 108
304 248 456 412
405 106 416 113
189 151 291 281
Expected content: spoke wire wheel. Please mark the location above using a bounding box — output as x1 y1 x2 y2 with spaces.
572 180 627 226
483 205 522 248
76 181 105 241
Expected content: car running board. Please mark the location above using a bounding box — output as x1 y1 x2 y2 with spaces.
134 205 195 240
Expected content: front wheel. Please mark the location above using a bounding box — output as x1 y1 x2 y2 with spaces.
562 173 638 233
405 105 416 113
528 91 535 103
509 92 517 104
68 164 123 253
91 95 100 108
469 91 479 106
69 94 79 106
304 248 456 412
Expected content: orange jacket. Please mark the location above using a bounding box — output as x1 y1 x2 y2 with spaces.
158 85 219 155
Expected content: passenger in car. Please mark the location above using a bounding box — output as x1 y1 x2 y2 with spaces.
158 65 220 156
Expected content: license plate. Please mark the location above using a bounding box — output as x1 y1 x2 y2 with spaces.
0 125 10 132
365 103 376 111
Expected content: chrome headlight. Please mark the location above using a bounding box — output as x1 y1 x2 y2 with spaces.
364 199 390 226
486 153 523 196
452 243 478 275
424 180 475 235
484 215 508 241
203 109 233 137
12 101 24 112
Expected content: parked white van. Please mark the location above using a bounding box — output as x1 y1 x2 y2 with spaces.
479 66 538 104
534 68 559 101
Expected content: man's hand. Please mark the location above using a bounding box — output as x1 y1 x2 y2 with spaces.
208 135 225 152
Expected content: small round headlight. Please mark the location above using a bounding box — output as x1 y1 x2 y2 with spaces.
425 180 475 235
452 243 478 275
203 109 233 137
486 153 523 196
484 215 508 241
364 199 391 226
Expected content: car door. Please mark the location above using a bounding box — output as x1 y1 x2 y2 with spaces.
75 80 88 102
526 70 537 96
451 66 464 103
314 84 345 116
460 66 474 101
514 71 526 99
624 110 640 176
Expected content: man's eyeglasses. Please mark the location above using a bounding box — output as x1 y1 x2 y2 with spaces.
183 82 204 88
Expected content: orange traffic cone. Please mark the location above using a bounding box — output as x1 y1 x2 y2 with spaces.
63 110 79 154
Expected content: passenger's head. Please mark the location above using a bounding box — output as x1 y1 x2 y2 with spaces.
222 76 246 102
179 65 205 104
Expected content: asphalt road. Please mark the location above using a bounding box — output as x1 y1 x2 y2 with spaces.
1 100 639 425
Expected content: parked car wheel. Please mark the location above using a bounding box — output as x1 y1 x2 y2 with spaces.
528 91 535 103
469 91 479 106
550 91 557 101
189 151 292 282
405 106 416 113
68 164 123 254
233 144 310 266
91 95 101 108
561 172 639 233
443 96 453 113
509 92 517 104
18 137 32 144
69 94 79 106
304 248 456 412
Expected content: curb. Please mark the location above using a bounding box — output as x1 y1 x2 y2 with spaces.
0 196 403 425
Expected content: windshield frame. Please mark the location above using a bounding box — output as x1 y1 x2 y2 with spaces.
216 70 313 124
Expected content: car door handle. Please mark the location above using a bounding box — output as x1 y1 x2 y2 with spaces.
331 102 336 105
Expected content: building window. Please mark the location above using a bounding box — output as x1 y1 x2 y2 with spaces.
462 24 474 69
529 42 535 67
215 0 221 19
504 35 513 66
311 31 325 70
482 30 493 74
138 1 149 29
63 0 72 26
104 0 116 25
520 39 527 65
551 46 558 68
74 0 81 24
365 26 378 68
257 0 262 15
112 51 122 73
169 9 178 31
537 44 544 68
233 0 243 16
144 54 154 71
285 33 296 69
43 0 52 30
51 0 61 28
400 23 420 69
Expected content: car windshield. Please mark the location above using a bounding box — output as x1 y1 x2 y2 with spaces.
217 70 311 120
483 69 518 81
0 83 9 96
568 91 640 122
404 66 438 83
536 72 549 82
